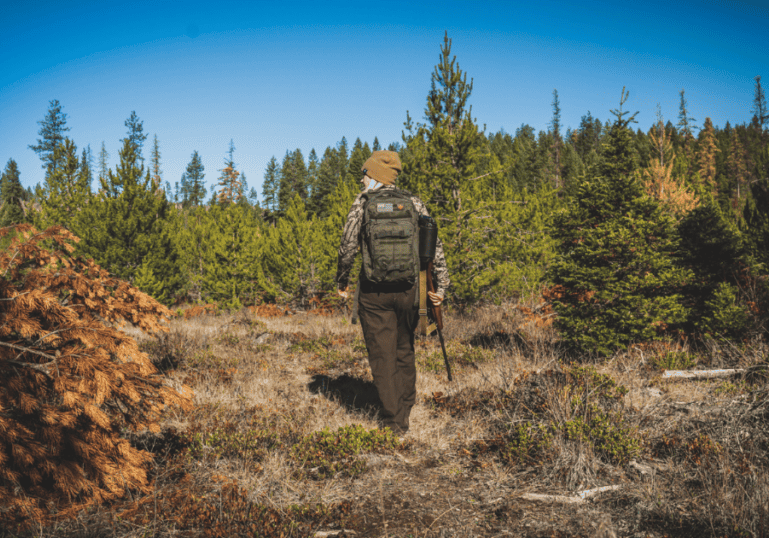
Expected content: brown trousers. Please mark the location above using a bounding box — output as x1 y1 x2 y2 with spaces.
358 281 419 433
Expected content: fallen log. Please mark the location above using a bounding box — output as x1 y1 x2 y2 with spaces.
662 369 744 380
520 485 622 504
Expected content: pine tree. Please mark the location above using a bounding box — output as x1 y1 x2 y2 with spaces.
80 145 93 189
344 138 372 186
726 128 748 210
372 137 381 151
278 149 308 211
696 117 720 195
36 138 92 230
307 148 319 203
150 134 162 191
216 140 242 205
550 89 563 188
401 32 485 212
28 99 70 173
195 204 265 306
753 75 768 130
0 224 190 521
311 141 348 217
261 156 280 214
640 117 698 217
98 142 110 186
78 138 181 303
123 111 147 162
678 201 751 338
0 159 27 226
599 88 639 181
401 32 507 302
180 150 206 207
572 111 604 163
548 88 691 356
507 124 542 192
677 89 698 173
742 154 769 270
260 195 333 305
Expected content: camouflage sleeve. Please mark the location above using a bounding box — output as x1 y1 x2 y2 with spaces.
410 196 450 298
335 193 366 288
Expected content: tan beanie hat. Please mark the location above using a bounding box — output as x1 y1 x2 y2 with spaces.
362 150 401 186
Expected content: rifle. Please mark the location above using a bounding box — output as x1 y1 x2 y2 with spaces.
419 216 452 382
425 259 452 382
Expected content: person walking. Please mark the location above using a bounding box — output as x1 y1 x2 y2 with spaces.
336 150 449 435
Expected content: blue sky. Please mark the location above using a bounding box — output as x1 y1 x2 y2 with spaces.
1 0 767 196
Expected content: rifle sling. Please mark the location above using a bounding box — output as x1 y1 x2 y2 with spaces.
418 269 436 336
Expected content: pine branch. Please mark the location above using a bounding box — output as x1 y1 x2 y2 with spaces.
466 165 513 182
3 358 55 377
0 341 58 361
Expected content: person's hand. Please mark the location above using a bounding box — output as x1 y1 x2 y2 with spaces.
338 286 349 299
428 291 443 307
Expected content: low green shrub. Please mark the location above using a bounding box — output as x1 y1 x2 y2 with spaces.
653 350 697 370
502 422 553 464
187 428 279 465
291 425 402 479
418 342 496 374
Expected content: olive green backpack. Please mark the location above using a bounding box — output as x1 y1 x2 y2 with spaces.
360 189 420 285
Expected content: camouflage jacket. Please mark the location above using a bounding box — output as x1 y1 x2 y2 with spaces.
336 185 450 297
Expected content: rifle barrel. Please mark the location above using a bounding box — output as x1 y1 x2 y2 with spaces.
425 260 452 381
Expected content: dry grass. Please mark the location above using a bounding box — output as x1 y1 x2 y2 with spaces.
5 300 769 538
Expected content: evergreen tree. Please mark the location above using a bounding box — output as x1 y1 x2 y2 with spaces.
98 142 110 186
401 32 486 212
123 111 147 162
310 140 348 217
180 150 206 207
197 204 264 307
28 99 70 173
372 137 381 151
216 140 242 205
599 88 639 181
548 88 691 356
696 117 720 196
0 159 27 226
677 89 698 174
753 75 768 130
150 134 162 191
37 138 92 230
550 89 563 188
307 148 319 203
78 138 181 303
726 128 748 210
344 138 372 186
261 156 280 214
80 145 93 189
640 118 698 217
278 149 308 211
401 32 507 302
260 195 333 305
742 151 769 270
678 201 752 338
509 124 542 191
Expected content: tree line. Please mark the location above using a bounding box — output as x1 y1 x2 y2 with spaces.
2 33 768 354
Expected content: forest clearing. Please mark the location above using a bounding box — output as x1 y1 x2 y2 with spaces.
2 24 769 537
5 293 768 538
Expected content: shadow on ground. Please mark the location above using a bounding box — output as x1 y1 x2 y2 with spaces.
308 374 383 415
